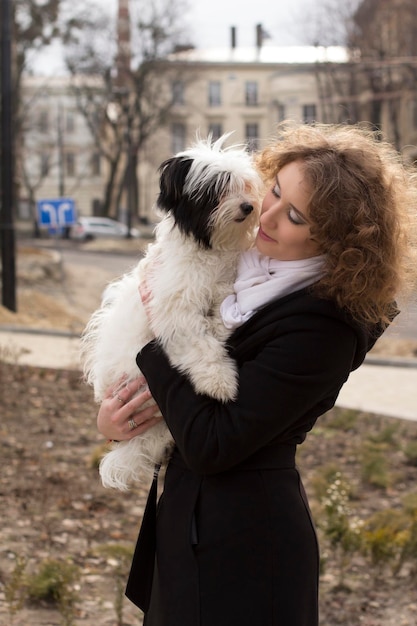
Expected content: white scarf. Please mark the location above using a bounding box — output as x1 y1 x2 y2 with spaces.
220 248 325 330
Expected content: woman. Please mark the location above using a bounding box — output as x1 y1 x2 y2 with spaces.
97 122 417 626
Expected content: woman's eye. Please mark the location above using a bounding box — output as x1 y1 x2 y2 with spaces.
288 208 305 225
272 183 281 198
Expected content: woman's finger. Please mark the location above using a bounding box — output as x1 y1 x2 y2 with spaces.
109 376 148 405
126 414 163 439
105 373 129 399
98 375 158 440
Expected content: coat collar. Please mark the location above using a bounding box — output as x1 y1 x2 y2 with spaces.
226 287 385 372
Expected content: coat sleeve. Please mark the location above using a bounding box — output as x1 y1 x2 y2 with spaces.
136 314 358 474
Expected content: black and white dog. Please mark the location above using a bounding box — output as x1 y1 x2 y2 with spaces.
81 134 262 489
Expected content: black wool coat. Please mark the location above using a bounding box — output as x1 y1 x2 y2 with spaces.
127 288 382 626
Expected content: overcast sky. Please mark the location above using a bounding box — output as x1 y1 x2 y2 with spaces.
32 0 324 75
184 0 320 48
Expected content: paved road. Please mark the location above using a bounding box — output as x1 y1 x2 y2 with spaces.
60 247 140 275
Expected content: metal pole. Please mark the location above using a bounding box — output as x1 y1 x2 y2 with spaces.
0 0 16 311
126 126 134 238
121 92 133 238
57 101 65 197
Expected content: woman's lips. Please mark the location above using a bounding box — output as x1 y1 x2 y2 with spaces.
258 226 276 242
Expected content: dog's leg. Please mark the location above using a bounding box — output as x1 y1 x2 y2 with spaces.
157 308 238 402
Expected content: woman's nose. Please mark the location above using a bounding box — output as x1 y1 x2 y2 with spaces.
262 201 280 223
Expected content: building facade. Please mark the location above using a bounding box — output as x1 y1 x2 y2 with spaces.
20 76 104 223
20 41 417 225
158 45 348 153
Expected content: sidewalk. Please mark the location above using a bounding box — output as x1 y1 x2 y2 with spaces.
0 327 81 370
2 327 416 422
336 358 417 422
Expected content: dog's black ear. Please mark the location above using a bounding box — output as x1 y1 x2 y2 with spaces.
157 157 193 213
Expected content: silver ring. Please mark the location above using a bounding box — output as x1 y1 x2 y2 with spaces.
115 394 124 405
128 418 138 431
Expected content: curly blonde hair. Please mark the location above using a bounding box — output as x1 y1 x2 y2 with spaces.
255 122 417 327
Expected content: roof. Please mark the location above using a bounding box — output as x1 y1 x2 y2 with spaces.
168 45 349 65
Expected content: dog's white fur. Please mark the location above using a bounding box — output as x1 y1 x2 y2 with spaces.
81 135 262 490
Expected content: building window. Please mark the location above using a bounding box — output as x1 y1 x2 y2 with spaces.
40 152 50 177
208 81 221 107
245 81 258 106
337 103 351 124
208 123 223 141
276 103 285 122
245 123 259 152
171 122 186 154
65 152 76 177
412 99 417 129
38 111 49 133
302 104 316 123
172 80 185 105
91 152 101 176
66 112 75 133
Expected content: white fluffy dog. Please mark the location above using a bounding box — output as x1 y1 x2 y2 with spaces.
81 135 262 490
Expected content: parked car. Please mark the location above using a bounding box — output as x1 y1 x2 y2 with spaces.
70 217 140 241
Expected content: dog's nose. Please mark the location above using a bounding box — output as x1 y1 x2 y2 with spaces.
240 202 254 215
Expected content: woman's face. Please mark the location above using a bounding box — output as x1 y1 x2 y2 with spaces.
255 160 320 261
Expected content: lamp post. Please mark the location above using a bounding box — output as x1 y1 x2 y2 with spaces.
124 106 134 239
57 102 65 198
0 0 16 311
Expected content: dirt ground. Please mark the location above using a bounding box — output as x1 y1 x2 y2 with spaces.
0 242 146 336
1 244 417 626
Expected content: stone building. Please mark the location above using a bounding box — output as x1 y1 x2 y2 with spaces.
20 75 104 222
19 31 417 224
21 42 349 222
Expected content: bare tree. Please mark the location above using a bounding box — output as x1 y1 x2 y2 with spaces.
304 0 417 151
12 0 61 231
62 0 194 221
19 82 65 236
297 0 365 124
300 0 361 48
14 0 61 88
349 0 417 148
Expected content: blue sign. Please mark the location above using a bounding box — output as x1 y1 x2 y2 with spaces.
37 198 77 228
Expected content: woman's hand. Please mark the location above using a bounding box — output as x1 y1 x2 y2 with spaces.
97 375 162 441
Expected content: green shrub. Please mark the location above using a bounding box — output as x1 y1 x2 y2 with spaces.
403 492 417 516
404 440 417 467
96 543 134 626
3 554 28 623
360 441 391 489
90 442 109 469
310 464 351 502
318 471 363 588
326 408 359 431
27 558 79 626
368 423 400 446
361 491 417 578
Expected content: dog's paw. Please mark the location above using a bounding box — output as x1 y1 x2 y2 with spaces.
191 358 238 402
